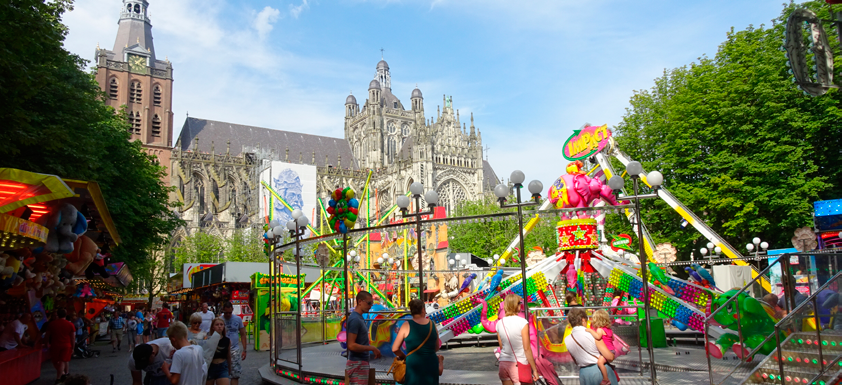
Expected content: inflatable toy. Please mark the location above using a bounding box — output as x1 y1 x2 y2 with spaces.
327 187 359 233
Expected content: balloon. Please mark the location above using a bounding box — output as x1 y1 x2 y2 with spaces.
327 186 358 233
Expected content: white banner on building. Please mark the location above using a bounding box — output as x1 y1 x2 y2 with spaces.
259 161 318 229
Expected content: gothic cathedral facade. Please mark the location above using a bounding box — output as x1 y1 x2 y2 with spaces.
345 60 496 214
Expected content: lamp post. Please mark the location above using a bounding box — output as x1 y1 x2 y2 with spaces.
745 237 769 259
607 161 663 385
285 210 309 376
494 171 542 334
397 183 439 302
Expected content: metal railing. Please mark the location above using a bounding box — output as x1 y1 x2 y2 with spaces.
770 269 842 383
705 251 842 385
704 254 793 385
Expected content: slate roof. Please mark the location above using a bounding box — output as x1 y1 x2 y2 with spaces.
177 117 359 169
483 160 500 191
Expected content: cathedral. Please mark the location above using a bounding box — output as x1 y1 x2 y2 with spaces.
94 0 499 241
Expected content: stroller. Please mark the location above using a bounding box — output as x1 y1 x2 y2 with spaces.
74 332 99 358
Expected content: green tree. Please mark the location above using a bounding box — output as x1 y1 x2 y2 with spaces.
173 231 224 266
612 1 842 261
124 247 170 309
448 195 558 266
0 0 180 265
225 227 267 262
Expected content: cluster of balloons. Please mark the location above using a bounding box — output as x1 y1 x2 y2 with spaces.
327 187 359 233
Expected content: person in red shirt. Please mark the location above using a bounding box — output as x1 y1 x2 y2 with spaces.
45 308 77 382
155 303 173 338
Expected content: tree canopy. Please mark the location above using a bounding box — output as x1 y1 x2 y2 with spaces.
0 0 180 265
612 1 842 260
448 196 558 265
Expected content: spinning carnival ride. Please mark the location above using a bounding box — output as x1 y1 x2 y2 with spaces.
391 125 781 364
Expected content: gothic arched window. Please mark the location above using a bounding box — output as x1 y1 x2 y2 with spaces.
402 124 409 136
194 175 206 214
151 114 161 137
109 78 118 99
130 81 142 103
128 111 141 134
436 180 467 214
388 122 397 134
388 137 396 163
153 85 162 106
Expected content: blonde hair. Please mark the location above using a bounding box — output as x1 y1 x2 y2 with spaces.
167 321 188 340
504 294 522 317
591 309 611 329
189 312 202 326
209 317 227 337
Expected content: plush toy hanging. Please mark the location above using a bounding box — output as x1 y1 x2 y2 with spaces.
326 187 359 234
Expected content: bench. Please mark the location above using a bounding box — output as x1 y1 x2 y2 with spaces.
0 347 42 385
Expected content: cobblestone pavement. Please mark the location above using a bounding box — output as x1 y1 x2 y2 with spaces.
31 339 269 385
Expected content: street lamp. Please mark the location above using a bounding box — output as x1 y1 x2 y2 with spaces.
746 238 769 259
611 161 663 385
397 182 438 298
494 170 542 343
285 209 309 376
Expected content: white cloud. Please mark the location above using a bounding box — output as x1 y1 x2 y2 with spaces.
289 0 310 19
254 6 281 39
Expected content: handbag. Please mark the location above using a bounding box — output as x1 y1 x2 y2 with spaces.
501 318 534 384
570 333 620 383
387 321 433 383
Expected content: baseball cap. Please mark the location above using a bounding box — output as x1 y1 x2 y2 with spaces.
133 344 154 370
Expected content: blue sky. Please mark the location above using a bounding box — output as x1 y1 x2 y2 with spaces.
63 0 784 188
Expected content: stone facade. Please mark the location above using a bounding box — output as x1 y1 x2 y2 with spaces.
168 59 499 237
94 0 174 183
345 60 496 214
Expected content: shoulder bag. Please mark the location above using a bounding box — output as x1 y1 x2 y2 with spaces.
387 321 433 383
501 318 534 384
570 332 620 383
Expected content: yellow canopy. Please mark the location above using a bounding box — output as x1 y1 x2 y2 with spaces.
0 168 75 213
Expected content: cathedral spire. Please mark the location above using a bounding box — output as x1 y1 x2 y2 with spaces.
470 113 476 139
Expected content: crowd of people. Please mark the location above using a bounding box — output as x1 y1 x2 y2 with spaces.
129 301 246 385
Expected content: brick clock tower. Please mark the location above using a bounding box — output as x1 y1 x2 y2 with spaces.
95 0 173 183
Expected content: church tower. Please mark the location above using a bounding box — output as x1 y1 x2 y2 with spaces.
94 0 174 182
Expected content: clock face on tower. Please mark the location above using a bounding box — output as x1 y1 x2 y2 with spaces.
128 54 146 74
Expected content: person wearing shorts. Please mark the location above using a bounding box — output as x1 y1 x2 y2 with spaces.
110 311 125 353
345 291 381 385
156 305 173 339
127 314 139 352
143 312 153 343
45 308 76 382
